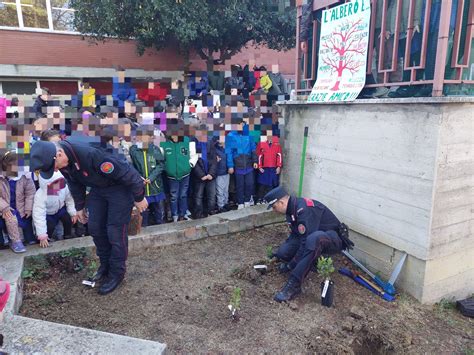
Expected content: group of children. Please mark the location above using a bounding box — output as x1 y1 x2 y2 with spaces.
0 119 283 253
0 64 287 253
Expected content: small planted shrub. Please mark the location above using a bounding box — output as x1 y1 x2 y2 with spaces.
228 287 242 320
266 246 274 260
22 255 49 280
317 256 335 307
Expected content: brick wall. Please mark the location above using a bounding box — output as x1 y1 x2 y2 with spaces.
0 30 296 75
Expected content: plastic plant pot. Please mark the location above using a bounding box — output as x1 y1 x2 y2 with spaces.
253 265 267 274
320 279 334 307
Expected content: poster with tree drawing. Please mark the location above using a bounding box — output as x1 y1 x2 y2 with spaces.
308 0 371 103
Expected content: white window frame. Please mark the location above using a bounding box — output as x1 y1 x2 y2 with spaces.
0 0 79 34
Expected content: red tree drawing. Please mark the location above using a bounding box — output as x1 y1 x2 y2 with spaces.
321 19 366 91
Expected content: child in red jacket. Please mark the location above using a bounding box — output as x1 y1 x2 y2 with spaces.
256 134 282 203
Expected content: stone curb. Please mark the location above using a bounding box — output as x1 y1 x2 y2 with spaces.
0 205 283 354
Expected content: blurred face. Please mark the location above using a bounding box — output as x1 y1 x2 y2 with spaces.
272 196 289 214
48 135 61 143
118 71 125 83
141 134 153 147
54 149 69 170
5 161 18 177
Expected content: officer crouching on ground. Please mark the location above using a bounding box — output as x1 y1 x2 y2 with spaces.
30 140 148 295
264 186 352 302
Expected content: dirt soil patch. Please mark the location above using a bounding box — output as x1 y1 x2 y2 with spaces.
21 224 473 354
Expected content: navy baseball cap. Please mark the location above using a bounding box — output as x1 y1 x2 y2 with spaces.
264 186 288 210
30 141 57 179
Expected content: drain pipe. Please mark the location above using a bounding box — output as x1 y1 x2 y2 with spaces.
298 126 309 198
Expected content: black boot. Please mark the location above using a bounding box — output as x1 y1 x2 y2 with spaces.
90 264 109 283
274 277 302 302
98 275 124 295
278 263 291 274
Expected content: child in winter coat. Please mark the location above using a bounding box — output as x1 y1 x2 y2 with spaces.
213 135 229 213
191 138 218 219
161 134 198 222
130 127 166 227
33 171 77 248
226 120 258 209
256 134 282 203
0 151 35 253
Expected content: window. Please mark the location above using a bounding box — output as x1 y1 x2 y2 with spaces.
21 0 49 29
51 0 74 31
0 0 75 32
0 2 20 27
2 81 37 95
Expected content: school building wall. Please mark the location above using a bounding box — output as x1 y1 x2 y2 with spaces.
0 29 296 85
279 97 474 304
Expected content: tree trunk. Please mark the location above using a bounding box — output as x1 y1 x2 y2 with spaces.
331 61 344 91
206 58 214 72
182 51 191 72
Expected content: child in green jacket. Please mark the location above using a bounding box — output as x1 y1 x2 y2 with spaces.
130 127 165 226
160 134 197 222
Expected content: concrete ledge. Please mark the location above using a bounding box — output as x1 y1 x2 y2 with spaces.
0 206 283 353
3 315 166 354
277 97 474 105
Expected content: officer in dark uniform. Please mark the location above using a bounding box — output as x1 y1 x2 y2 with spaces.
264 186 350 302
30 139 148 295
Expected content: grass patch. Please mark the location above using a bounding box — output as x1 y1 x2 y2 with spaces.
22 247 93 280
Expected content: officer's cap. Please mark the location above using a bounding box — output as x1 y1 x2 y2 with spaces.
264 186 289 210
30 141 57 179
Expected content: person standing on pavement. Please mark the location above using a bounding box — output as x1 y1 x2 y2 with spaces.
29 139 148 295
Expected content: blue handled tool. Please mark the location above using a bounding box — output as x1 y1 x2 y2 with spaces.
342 250 396 296
339 268 395 302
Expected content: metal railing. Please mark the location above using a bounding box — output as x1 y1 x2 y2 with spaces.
296 0 474 97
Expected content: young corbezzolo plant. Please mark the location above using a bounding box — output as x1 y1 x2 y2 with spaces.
317 256 335 281
228 287 242 320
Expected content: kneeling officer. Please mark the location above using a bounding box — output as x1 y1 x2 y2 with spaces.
264 186 352 302
30 140 148 295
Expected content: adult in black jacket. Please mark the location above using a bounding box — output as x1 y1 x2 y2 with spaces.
264 186 345 302
192 139 218 218
30 139 148 295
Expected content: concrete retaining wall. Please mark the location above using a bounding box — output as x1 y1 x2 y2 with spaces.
278 97 474 304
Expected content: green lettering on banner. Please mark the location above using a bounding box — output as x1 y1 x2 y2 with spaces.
331 9 336 21
361 0 369 11
353 0 359 14
323 11 328 23
347 2 353 16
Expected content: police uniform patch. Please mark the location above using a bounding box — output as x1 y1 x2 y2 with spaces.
298 223 306 235
100 162 114 174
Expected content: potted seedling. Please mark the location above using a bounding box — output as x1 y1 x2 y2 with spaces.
254 246 274 274
266 245 274 260
228 287 241 320
317 256 335 307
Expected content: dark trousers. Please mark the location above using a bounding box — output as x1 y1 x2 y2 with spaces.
257 184 272 202
46 206 72 239
12 211 35 243
142 200 164 227
193 178 216 217
235 171 254 204
275 230 342 283
0 216 34 243
168 175 190 218
87 185 134 278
